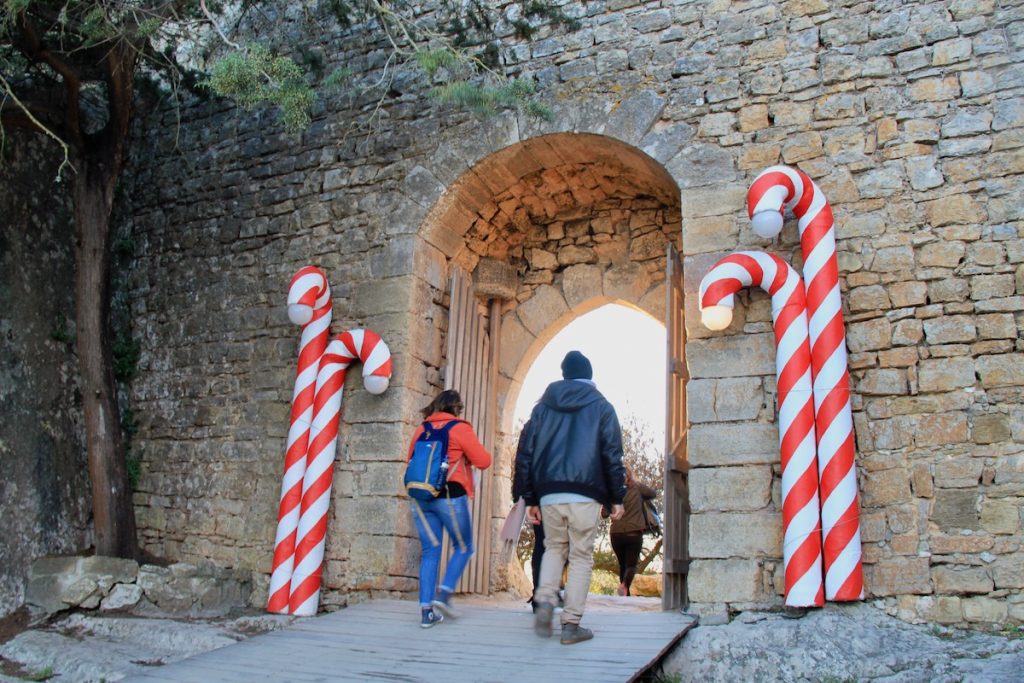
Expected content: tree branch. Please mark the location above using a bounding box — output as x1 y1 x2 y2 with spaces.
14 12 84 149
0 71 74 177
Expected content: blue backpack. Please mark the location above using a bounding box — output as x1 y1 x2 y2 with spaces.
404 420 461 501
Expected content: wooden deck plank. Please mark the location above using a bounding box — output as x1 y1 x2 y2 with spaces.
124 599 696 683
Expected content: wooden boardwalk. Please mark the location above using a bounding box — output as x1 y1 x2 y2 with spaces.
124 598 696 683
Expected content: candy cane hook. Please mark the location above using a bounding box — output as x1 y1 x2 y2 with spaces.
288 328 393 616
268 267 332 614
700 251 824 608
748 166 864 601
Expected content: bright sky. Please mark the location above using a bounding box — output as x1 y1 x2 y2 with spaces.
512 304 666 447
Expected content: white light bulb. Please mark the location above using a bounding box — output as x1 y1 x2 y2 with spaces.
751 211 784 239
363 375 390 395
701 305 733 331
288 304 313 325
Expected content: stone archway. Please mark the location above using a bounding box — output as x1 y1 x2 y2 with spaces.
414 132 682 594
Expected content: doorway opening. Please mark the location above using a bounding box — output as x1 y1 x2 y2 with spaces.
511 303 667 606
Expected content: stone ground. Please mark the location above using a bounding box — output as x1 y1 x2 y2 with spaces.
1 595 1022 682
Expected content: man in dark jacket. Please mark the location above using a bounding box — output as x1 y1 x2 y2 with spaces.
514 350 627 645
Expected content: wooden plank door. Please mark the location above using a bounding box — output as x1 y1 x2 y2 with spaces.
442 268 495 594
663 243 690 610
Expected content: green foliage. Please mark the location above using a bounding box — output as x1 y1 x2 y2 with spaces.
206 44 315 134
26 665 54 682
112 333 140 382
589 569 619 595
429 77 541 118
50 316 74 345
999 624 1024 639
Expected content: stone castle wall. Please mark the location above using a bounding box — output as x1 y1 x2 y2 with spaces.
3 0 1021 627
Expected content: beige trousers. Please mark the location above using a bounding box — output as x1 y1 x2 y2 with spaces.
535 501 602 626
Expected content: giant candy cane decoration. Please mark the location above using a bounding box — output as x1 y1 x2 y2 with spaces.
268 267 333 613
288 329 393 616
748 166 863 601
700 252 824 607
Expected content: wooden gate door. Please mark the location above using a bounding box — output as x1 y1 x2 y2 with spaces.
663 243 690 610
442 268 497 594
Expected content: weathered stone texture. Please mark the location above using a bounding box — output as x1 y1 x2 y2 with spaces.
3 0 1021 630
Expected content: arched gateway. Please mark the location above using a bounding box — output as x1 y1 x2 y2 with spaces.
413 132 689 607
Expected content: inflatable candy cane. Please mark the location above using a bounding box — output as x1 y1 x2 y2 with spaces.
700 251 824 607
288 329 393 616
268 267 333 613
748 166 863 601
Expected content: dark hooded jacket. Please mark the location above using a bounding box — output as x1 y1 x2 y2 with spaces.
513 380 627 507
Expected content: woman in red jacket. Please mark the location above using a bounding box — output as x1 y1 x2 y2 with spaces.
407 389 492 628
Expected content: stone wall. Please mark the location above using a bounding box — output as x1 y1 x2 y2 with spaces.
0 133 91 617
4 0 1021 628
121 0 1024 626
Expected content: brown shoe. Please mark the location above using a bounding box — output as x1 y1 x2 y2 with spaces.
560 623 594 644
533 601 554 638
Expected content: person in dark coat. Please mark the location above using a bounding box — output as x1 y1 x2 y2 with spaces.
513 350 627 645
609 466 658 596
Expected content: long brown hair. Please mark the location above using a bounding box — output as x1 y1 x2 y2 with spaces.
421 389 464 419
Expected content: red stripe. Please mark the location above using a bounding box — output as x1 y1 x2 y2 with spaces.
824 499 860 554
271 529 297 567
748 172 794 217
831 564 864 602
702 278 743 308
784 533 824 606
818 432 855 497
793 172 814 217
767 254 789 294
267 583 291 612
779 404 814 470
287 571 324 612
275 479 304 519
782 458 820 519
293 513 329 567
814 383 850 447
776 349 810 402
809 315 846 373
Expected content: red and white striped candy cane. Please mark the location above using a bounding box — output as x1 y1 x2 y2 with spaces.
288 328 393 615
700 251 824 607
748 165 864 601
268 267 332 614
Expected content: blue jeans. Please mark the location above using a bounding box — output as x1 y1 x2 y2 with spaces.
411 495 474 607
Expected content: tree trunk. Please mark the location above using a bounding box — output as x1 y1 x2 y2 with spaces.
73 154 137 559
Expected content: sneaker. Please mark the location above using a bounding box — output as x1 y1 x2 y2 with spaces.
420 608 444 628
560 623 594 645
431 598 460 620
533 601 554 638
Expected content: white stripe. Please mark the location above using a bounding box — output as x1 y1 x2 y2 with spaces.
780 436 817 494
296 495 331 540
362 339 392 375
812 353 848 407
775 322 810 373
800 231 836 284
786 571 823 607
820 469 858 531
807 287 842 344
752 184 791 217
824 534 861 598
784 498 822 553
291 541 327 582
310 387 344 433
797 187 828 236
815 398 853 462
289 592 319 617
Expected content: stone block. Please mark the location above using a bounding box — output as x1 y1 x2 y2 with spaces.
992 554 1024 589
862 468 911 507
935 457 982 488
100 583 144 611
932 566 993 595
516 285 568 337
924 194 986 227
687 377 763 423
915 412 969 447
849 285 891 312
911 463 934 498
689 466 772 512
689 512 782 558
919 595 963 624
917 241 966 268
923 316 977 344
930 533 993 555
689 423 779 466
981 499 1020 535
918 357 975 392
963 596 1007 623
891 320 923 346
971 274 1016 300
856 368 908 395
687 333 776 378
688 559 763 602
866 557 931 596
682 216 739 255
561 263 603 310
976 354 1024 388
847 318 891 352
976 314 1017 340
973 413 1011 445
933 489 980 531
